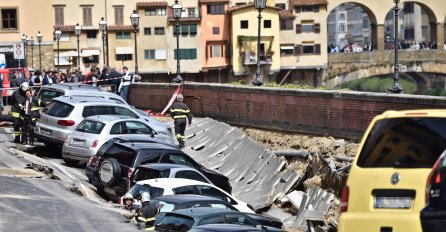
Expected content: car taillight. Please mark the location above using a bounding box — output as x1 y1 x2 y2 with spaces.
92 140 99 148
340 185 349 213
87 157 94 167
57 120 75 126
426 158 441 204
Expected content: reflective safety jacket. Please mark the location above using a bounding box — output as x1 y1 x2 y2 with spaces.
137 205 159 231
10 89 26 119
170 101 192 123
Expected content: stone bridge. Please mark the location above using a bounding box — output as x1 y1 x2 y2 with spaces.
324 50 446 91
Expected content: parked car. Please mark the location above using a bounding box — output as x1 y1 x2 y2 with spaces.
155 207 282 232
34 96 172 146
87 139 231 200
188 224 264 232
125 178 252 213
144 194 283 229
339 110 446 232
420 150 446 232
62 115 174 166
129 163 213 187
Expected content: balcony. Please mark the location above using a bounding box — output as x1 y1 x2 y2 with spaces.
168 8 201 22
241 51 273 65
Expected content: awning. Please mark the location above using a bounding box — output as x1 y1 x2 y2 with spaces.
59 51 91 57
116 47 133 55
54 57 71 66
82 49 100 55
280 46 295 50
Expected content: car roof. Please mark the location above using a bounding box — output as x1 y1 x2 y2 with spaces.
84 114 135 122
111 136 176 148
136 178 207 188
52 95 123 105
152 194 227 204
192 224 262 232
45 83 98 90
117 141 180 151
136 163 193 171
168 207 235 217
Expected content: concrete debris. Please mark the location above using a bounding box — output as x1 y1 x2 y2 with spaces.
275 149 309 158
26 162 60 180
265 207 293 222
286 190 306 210
334 139 345 147
333 155 354 162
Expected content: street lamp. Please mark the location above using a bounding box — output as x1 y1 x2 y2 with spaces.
21 34 27 68
172 0 183 83
27 37 34 69
130 10 140 74
55 28 62 71
36 31 43 70
388 0 403 93
99 17 108 66
252 0 266 86
75 23 82 71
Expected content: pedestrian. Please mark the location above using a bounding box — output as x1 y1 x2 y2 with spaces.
10 71 25 88
20 89 42 145
42 70 53 85
170 94 192 148
137 192 158 231
118 66 133 102
32 70 43 87
10 82 28 143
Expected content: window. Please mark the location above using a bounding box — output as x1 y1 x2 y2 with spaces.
154 27 165 35
207 4 224 15
116 54 132 61
54 7 64 25
199 216 225 226
114 6 124 25
45 101 74 117
175 24 197 36
363 18 369 28
210 45 222 58
145 9 156 16
196 185 233 203
302 24 314 32
102 144 136 167
82 106 113 117
1 9 17 30
189 24 197 35
37 90 64 103
116 31 131 39
303 45 314 54
339 24 346 32
181 24 189 35
299 6 315 12
83 55 99 64
157 8 166 16
162 154 196 168
76 120 105 134
132 168 169 182
275 3 286 9
154 49 166 60
82 7 92 26
225 214 256 226
174 49 197 60
188 8 196 17
240 20 248 29
123 121 153 134
114 106 138 118
264 20 271 28
212 27 220 34
145 49 155 59
128 183 164 200
86 30 97 38
280 46 294 55
175 170 209 183
172 186 195 195
403 3 414 13
280 19 293 30
338 13 346 21
144 27 151 35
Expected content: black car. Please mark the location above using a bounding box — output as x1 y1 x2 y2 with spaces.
421 150 446 232
148 194 282 229
188 224 264 232
85 138 231 201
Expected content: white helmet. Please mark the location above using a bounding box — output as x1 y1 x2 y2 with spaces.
123 193 134 201
140 192 151 203
21 82 29 91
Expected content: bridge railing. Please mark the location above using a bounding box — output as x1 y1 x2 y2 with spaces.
328 50 446 64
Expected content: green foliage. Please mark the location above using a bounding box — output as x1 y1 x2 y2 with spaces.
341 76 418 94
227 81 329 90
349 65 358 72
425 87 446 96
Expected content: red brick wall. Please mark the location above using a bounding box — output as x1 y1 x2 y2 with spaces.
129 83 446 140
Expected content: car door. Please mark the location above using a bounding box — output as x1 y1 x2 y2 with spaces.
195 185 236 205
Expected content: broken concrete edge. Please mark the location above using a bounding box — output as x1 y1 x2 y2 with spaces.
274 149 309 158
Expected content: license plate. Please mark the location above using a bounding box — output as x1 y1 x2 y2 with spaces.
41 129 51 135
374 197 413 209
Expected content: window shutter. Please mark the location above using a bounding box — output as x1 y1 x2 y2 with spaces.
315 44 321 55
294 7 301 13
191 49 197 59
296 24 302 34
115 7 124 25
294 45 302 55
314 23 320 33
55 7 64 25
313 6 319 13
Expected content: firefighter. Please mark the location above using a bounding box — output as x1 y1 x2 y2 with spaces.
170 94 192 148
20 89 42 145
137 192 158 231
10 82 28 143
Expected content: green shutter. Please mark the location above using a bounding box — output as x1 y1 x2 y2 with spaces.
181 25 189 35
191 49 197 59
190 24 197 35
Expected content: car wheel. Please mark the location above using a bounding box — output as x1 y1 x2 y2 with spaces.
63 157 80 167
98 158 121 187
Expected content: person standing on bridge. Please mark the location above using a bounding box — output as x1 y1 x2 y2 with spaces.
10 82 28 143
170 94 192 148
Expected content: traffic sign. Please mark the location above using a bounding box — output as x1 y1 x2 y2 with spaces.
13 42 24 59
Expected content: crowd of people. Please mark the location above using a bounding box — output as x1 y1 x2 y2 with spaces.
329 43 375 53
385 40 438 50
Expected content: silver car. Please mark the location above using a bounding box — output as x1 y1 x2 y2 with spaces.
62 115 174 166
34 96 173 147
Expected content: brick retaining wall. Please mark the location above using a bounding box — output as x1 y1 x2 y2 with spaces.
129 83 446 140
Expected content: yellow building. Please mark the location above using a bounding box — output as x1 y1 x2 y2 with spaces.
0 0 53 69
229 3 280 79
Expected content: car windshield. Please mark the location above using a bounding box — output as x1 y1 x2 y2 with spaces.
37 89 64 102
156 214 194 232
132 168 170 182
76 120 105 134
357 117 446 168
44 101 74 117
128 184 164 200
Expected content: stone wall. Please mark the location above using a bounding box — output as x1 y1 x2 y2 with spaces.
129 83 446 141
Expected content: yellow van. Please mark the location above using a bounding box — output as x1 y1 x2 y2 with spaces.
339 110 446 232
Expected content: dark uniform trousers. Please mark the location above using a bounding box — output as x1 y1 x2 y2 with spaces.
170 101 192 148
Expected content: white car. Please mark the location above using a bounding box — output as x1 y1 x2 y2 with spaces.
62 115 174 166
123 178 255 214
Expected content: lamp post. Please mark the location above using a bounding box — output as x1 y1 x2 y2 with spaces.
55 28 62 71
130 10 140 74
252 0 266 86
28 37 34 69
388 0 403 93
75 23 82 71
21 34 27 68
36 31 43 70
172 0 183 83
99 17 108 66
